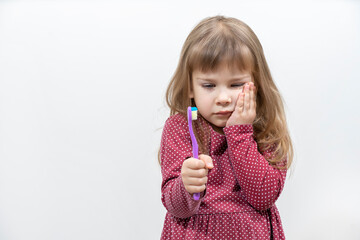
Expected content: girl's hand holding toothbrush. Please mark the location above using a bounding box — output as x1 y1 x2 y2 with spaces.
181 154 214 196
226 82 257 126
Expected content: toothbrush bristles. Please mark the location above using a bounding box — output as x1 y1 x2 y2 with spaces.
191 107 198 120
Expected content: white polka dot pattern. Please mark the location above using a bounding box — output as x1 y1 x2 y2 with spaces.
160 114 287 239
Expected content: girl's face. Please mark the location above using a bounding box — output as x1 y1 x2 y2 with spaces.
190 63 253 133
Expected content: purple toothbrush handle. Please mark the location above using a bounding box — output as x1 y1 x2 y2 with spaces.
193 192 200 200
187 107 201 201
192 143 200 200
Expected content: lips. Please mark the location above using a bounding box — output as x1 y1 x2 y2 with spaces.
215 111 232 115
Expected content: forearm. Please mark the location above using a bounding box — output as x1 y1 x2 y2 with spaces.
161 175 203 218
224 124 287 211
160 115 206 218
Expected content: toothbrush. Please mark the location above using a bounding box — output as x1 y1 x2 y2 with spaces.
187 106 200 200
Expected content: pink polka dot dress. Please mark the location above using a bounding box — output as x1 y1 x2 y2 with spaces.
160 114 287 239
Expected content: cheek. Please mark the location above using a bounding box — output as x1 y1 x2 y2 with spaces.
195 90 210 101
194 93 213 111
232 90 242 101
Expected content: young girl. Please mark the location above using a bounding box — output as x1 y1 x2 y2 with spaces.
159 15 293 239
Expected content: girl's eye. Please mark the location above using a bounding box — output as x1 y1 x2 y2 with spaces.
231 83 245 88
202 84 215 88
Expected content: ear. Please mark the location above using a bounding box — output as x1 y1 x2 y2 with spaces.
188 79 194 98
189 89 194 98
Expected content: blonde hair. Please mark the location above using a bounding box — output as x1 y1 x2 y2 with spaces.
161 15 293 170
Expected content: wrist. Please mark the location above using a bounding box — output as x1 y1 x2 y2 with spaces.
224 123 253 135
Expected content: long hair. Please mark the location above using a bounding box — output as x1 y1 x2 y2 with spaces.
160 15 293 170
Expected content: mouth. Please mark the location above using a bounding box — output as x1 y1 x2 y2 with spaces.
215 111 233 116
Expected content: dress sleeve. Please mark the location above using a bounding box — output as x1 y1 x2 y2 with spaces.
223 124 287 211
160 116 205 219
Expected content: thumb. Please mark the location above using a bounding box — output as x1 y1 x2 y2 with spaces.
236 91 244 112
199 154 214 169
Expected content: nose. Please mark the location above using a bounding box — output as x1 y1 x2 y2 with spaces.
216 89 231 106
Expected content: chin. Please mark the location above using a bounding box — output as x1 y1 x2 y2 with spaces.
212 121 227 128
205 117 227 129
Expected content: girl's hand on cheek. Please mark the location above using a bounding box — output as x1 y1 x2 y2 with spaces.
226 82 257 127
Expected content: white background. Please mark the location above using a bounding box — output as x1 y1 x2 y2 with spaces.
0 0 359 239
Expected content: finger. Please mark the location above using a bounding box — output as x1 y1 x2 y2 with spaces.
199 154 214 169
187 185 206 194
244 83 250 111
186 168 208 178
249 83 255 110
185 176 208 186
253 85 257 108
236 91 244 113
186 157 206 170
253 85 257 103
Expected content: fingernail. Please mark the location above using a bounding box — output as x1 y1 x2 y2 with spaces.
208 163 213 168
